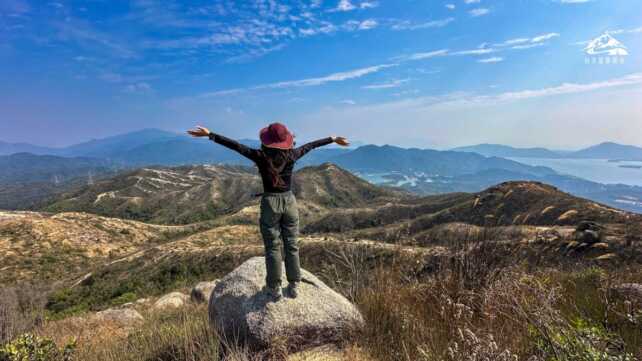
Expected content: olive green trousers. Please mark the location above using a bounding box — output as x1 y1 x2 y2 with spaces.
259 191 301 288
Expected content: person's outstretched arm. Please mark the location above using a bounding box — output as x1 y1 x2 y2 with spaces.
187 126 260 162
293 136 350 160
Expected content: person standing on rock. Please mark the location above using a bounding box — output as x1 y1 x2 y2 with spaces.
188 123 349 300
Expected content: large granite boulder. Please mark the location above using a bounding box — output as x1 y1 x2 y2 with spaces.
209 257 364 352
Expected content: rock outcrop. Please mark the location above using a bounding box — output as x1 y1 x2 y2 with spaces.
94 308 144 326
153 292 189 310
574 221 603 244
209 257 364 352
191 280 218 304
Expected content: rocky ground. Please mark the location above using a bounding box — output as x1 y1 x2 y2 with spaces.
1 168 641 360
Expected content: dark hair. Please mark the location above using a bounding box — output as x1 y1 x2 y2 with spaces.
261 145 293 189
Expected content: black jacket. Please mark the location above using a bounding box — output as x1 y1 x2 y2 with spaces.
209 133 333 193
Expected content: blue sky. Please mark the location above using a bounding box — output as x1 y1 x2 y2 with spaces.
1 0 641 149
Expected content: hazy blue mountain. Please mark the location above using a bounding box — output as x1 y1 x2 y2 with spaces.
358 167 642 214
61 128 181 158
0 153 117 185
0 141 59 156
571 142 642 160
453 141 642 161
109 139 256 166
325 144 557 177
296 148 351 167
452 144 563 159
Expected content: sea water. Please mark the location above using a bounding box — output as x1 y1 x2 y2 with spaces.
510 158 642 186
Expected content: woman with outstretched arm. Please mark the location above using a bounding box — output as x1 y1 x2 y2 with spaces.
188 123 349 300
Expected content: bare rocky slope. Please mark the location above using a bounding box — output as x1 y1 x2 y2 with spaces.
303 180 636 237
1 164 639 295
1 163 641 360
41 163 407 224
1 166 639 291
0 210 199 284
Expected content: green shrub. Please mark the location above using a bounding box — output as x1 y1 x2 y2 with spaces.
533 320 636 361
0 333 75 361
110 292 137 306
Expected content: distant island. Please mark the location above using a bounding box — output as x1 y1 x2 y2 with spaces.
619 165 642 169
453 142 642 161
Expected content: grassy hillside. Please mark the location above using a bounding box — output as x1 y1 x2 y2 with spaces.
1 167 641 360
41 164 407 225
0 211 202 285
303 181 637 238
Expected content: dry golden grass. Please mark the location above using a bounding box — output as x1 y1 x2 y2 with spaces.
2 224 641 361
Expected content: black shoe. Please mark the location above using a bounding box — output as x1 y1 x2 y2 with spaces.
265 286 282 301
287 282 300 298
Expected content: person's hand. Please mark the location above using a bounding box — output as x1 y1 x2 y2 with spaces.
332 136 350 147
187 126 211 138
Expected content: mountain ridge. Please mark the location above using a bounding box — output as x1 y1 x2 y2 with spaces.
452 141 642 161
4 128 642 162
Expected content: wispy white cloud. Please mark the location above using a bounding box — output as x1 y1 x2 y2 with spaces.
532 32 560 42
502 38 530 46
331 0 379 12
329 73 642 116
358 19 378 30
138 1 382 62
397 49 449 61
397 30 558 65
464 0 481 4
341 99 357 105
494 32 560 48
299 22 338 36
469 8 490 17
397 47 495 62
335 0 357 11
445 4 456 10
265 64 396 88
197 63 398 98
224 44 287 64
391 18 454 30
360 1 379 9
124 82 153 94
362 78 410 89
486 73 642 102
54 20 137 59
478 56 503 63
452 48 495 55
511 43 545 50
608 26 642 35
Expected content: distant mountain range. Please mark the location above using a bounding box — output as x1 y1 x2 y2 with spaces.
452 144 564 159
2 129 642 214
322 144 555 176
0 141 58 156
453 142 642 160
4 129 642 162
0 153 117 185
